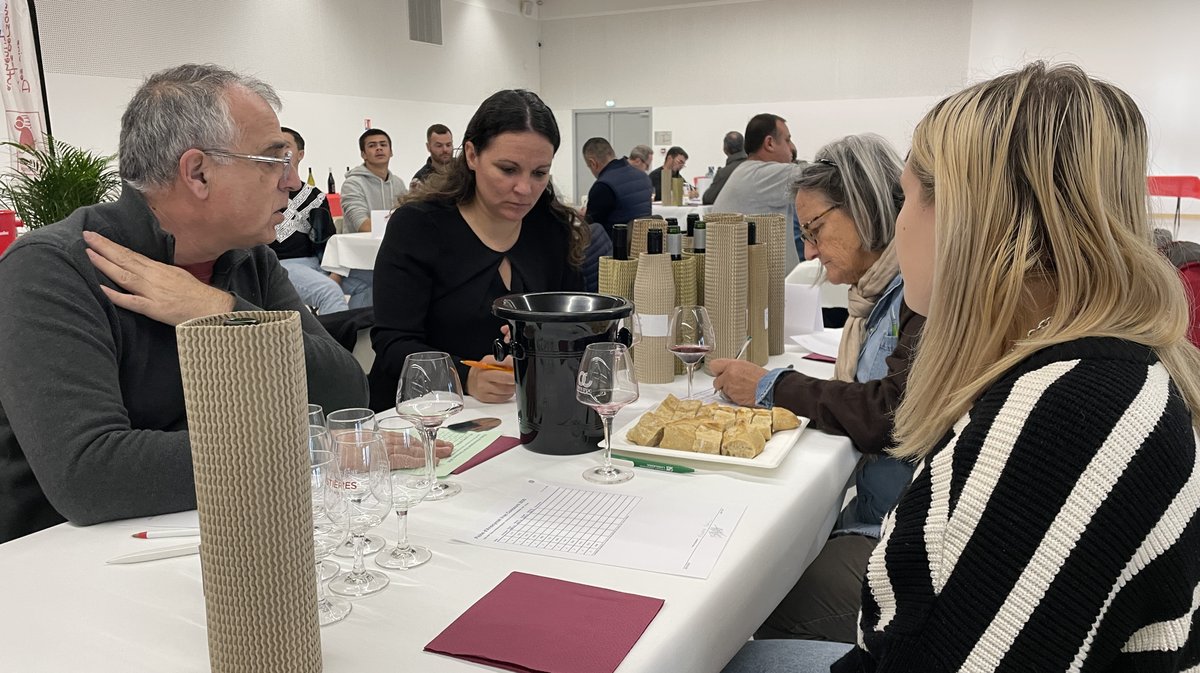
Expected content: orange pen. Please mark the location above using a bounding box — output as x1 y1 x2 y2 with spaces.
462 359 515 373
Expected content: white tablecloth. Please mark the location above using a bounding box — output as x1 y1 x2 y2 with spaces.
652 204 713 222
0 354 857 673
321 232 381 275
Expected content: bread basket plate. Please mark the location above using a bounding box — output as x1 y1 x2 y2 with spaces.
605 410 810 469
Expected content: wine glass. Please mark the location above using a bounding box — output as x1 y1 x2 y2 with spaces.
307 425 341 581
669 305 716 398
326 408 385 557
310 448 351 625
576 342 639 484
326 430 392 597
376 417 434 570
308 404 326 428
618 312 642 349
395 351 464 501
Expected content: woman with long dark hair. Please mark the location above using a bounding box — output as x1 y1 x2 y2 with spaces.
368 90 586 409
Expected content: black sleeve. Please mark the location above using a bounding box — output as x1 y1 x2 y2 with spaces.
585 182 618 232
772 303 924 454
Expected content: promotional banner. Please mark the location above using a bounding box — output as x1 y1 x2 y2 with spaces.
0 0 48 157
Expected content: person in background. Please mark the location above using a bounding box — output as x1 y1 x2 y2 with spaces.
702 130 747 205
368 89 586 409
627 144 653 173
336 128 406 308
411 123 454 188
648 145 698 201
711 133 920 645
723 62 1200 673
0 64 368 544
272 127 346 315
577 137 649 290
712 113 804 270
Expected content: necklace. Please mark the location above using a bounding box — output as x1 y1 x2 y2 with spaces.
1026 316 1052 338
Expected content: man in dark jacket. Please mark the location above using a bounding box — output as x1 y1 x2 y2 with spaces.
0 64 368 543
702 131 748 205
580 137 652 239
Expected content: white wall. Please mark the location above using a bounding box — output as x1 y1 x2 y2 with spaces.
36 0 540 183
538 0 974 202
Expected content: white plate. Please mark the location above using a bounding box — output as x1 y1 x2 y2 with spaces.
606 408 810 469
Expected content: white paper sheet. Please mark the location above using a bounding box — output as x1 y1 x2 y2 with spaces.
457 479 744 578
784 283 823 336
369 209 391 238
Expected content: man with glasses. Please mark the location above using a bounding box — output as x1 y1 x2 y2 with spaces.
647 145 698 201
712 113 805 270
0 64 368 543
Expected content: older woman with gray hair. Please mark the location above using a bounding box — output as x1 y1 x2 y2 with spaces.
710 133 922 644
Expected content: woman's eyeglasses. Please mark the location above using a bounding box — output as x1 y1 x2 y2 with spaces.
798 204 838 244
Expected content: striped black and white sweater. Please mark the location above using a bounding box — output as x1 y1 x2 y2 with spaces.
832 337 1200 673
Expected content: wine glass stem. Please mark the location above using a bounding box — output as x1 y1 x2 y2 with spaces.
424 426 442 491
601 413 615 470
314 560 328 604
395 507 410 552
350 532 367 579
685 362 696 398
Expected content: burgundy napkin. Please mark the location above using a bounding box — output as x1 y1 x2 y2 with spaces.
450 435 521 475
802 352 837 363
425 571 665 673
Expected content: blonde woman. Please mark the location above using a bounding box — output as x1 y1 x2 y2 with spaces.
723 62 1200 673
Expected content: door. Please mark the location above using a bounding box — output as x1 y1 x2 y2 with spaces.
573 108 651 205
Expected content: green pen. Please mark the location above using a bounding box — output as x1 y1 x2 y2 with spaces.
611 453 695 474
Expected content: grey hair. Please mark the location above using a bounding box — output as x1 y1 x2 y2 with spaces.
119 63 282 191
793 133 903 251
629 144 652 163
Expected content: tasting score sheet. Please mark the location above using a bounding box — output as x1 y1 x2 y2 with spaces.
456 479 745 578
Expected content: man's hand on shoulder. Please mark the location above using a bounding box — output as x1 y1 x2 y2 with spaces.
83 231 236 326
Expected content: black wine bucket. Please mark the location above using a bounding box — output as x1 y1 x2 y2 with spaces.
492 292 633 455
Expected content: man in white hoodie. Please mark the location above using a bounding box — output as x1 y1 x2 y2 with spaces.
336 128 408 307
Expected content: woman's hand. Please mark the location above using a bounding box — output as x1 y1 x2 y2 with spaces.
383 432 453 470
467 354 516 404
709 358 768 406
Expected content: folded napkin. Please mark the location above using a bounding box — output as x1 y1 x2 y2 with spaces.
425 571 664 673
803 352 837 363
450 435 521 475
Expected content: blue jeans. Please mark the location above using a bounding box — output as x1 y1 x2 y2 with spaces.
722 639 853 673
340 269 373 309
279 256 348 315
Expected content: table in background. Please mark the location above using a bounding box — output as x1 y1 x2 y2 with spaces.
0 354 857 673
652 203 712 222
321 232 381 275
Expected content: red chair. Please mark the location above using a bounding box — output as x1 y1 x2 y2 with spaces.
1180 261 1200 347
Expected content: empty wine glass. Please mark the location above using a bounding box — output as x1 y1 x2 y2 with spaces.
669 305 716 398
577 342 639 484
310 448 351 625
376 417 434 570
327 408 385 557
326 430 392 597
308 425 341 581
308 404 326 428
396 352 464 501
618 312 642 348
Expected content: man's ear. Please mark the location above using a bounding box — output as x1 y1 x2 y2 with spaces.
179 148 210 199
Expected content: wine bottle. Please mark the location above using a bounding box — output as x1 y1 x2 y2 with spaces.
667 222 682 261
327 168 336 194
747 220 757 245
612 223 629 261
686 213 699 237
306 167 315 187
693 221 706 254
646 228 664 255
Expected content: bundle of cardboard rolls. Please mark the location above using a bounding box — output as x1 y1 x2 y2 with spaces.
625 394 800 459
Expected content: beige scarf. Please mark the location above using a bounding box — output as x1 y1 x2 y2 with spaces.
834 244 900 382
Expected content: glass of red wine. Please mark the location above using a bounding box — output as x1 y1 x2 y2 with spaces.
669 305 715 399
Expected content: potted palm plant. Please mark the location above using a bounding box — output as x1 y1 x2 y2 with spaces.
0 135 121 229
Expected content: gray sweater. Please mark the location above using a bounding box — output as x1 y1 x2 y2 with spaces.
0 186 368 542
339 164 407 233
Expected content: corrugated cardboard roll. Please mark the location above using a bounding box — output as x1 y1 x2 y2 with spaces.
633 252 676 384
631 218 664 258
751 213 788 355
598 256 639 304
176 311 320 673
684 251 706 305
703 220 748 374
747 243 769 365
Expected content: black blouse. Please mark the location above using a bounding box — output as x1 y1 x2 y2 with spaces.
367 199 583 409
